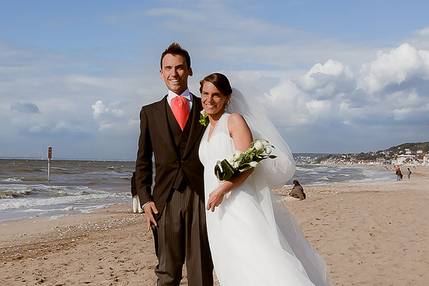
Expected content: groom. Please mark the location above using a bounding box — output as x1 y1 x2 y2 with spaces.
135 43 213 286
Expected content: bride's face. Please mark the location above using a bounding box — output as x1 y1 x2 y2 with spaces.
201 81 229 117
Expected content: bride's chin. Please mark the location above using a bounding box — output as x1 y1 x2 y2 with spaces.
205 109 218 115
207 111 224 119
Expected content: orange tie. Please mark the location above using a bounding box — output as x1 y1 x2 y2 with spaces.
171 96 190 130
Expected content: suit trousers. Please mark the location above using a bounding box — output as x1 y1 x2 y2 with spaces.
153 186 213 286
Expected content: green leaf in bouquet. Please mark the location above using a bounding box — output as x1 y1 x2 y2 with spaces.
238 162 251 171
269 155 277 159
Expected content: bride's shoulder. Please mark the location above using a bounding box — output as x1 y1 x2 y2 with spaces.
227 112 244 122
227 112 249 130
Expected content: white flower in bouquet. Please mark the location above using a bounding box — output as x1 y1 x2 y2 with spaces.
232 151 241 161
253 140 264 151
249 161 258 168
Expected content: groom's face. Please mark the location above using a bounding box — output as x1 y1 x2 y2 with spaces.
160 54 193 95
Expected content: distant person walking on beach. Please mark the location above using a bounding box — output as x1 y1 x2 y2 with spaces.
135 43 213 285
395 166 403 181
407 168 412 180
289 180 306 200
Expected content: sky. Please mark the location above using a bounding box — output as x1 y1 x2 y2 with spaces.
1 0 429 160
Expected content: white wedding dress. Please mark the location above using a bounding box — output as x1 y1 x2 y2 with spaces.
199 113 329 286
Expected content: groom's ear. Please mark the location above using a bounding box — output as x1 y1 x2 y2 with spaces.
188 67 193 76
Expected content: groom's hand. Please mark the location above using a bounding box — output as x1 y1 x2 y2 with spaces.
143 201 159 231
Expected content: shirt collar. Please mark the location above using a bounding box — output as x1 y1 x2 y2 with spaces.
167 89 192 102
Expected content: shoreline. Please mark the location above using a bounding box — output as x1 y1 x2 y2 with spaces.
1 167 428 285
0 163 394 223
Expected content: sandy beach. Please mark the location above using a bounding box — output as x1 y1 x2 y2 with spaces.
1 167 428 285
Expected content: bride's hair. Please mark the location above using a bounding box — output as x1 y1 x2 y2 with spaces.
199 73 232 97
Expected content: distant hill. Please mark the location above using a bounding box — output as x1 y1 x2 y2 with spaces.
383 142 429 154
311 142 429 164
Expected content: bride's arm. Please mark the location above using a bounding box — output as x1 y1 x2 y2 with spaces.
207 113 253 211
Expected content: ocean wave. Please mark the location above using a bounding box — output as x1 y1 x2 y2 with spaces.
50 167 69 171
312 166 329 171
84 170 128 177
23 205 76 212
295 166 309 172
1 177 23 183
0 184 107 200
0 190 33 199
0 193 111 211
294 164 394 185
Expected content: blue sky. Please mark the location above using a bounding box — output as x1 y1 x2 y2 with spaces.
1 0 429 160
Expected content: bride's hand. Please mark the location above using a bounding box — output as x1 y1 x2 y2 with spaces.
207 185 229 212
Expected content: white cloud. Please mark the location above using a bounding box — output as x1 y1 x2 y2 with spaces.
297 59 354 98
92 100 109 119
359 43 429 94
305 100 331 116
263 79 313 126
415 27 429 37
91 100 136 133
408 26 429 50
260 43 429 133
91 100 125 121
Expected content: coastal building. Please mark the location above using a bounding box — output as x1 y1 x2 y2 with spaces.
393 154 418 165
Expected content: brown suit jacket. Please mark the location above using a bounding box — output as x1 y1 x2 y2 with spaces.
135 95 206 215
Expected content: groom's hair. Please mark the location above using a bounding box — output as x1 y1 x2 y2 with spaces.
160 42 191 69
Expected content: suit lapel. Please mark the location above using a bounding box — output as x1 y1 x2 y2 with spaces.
183 95 206 158
155 96 177 151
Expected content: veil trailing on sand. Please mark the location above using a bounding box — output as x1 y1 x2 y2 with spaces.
226 88 330 286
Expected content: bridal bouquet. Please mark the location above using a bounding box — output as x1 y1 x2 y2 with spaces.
214 139 276 181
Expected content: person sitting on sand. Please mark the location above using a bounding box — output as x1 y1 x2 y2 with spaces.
289 180 306 200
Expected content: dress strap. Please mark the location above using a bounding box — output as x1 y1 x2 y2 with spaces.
222 112 230 127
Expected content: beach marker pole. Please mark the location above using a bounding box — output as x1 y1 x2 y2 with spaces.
47 146 52 182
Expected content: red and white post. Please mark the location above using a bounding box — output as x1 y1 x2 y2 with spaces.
47 146 52 181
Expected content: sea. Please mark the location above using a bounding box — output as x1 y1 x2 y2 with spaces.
0 157 394 222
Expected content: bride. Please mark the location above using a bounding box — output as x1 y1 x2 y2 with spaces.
198 73 330 285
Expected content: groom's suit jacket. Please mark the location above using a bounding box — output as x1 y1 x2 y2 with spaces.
135 94 206 215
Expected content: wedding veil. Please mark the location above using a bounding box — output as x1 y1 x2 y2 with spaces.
226 88 296 187
226 88 330 286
